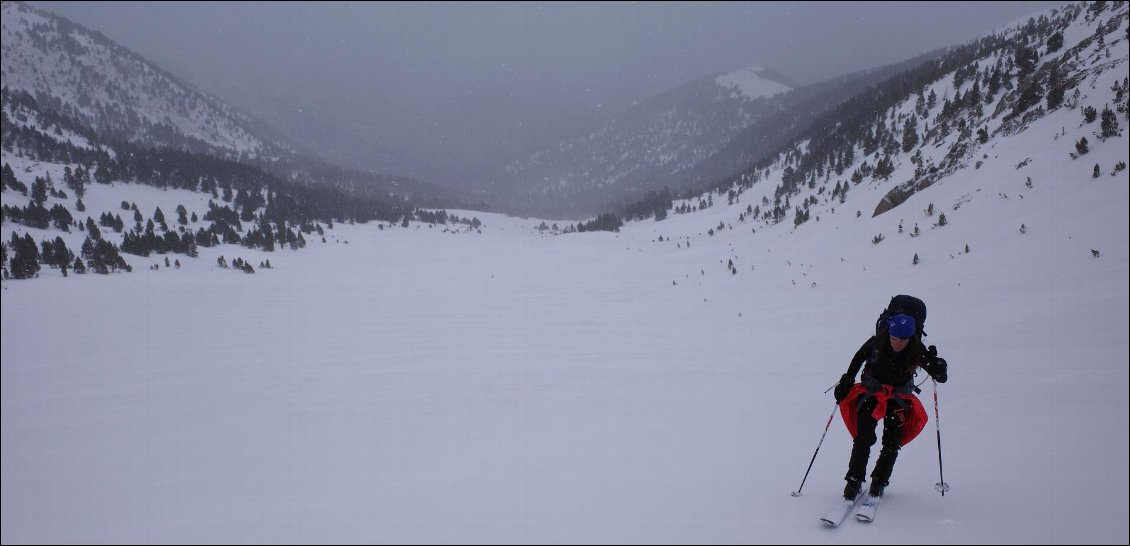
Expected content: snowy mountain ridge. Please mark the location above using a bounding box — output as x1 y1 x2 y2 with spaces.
2 1 1127 283
716 66 794 101
499 65 800 216
1 1 294 161
661 1 1128 235
503 2 1129 222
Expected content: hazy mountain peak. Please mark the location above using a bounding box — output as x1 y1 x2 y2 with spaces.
714 66 794 100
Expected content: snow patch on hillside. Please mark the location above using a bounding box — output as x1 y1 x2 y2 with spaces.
715 66 792 100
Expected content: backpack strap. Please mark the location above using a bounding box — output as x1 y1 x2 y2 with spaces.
861 348 919 410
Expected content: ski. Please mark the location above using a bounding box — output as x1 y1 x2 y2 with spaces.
819 487 866 527
854 494 882 522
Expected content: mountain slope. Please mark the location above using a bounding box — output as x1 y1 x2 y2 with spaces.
2 1 489 215
601 2 1124 233
1 1 295 161
502 51 969 219
504 3 1129 222
499 66 795 217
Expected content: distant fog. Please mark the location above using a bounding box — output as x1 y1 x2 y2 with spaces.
32 1 1067 191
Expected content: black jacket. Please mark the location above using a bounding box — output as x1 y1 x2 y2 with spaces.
845 336 947 388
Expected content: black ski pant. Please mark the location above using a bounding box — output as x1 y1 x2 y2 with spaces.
845 395 907 487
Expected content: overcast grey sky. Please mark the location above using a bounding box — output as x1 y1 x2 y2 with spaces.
31 1 1068 182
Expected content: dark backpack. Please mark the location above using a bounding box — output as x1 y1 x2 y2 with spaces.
875 294 927 337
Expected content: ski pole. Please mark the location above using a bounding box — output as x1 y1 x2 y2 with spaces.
932 378 951 496
792 402 839 497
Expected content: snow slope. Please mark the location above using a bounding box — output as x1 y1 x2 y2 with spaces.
715 66 793 100
0 1 284 158
3 118 1127 544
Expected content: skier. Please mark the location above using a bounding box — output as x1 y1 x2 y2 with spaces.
833 312 948 501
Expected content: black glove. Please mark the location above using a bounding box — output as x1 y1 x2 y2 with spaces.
834 373 855 403
929 357 948 383
922 346 948 383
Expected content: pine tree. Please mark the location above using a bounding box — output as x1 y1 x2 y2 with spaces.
873 156 894 179
10 233 41 279
50 204 73 231
46 236 74 269
1093 164 1102 178
1046 65 1065 109
31 177 48 205
1047 31 1064 53
987 68 1002 101
84 239 131 274
1 163 18 194
94 164 111 184
1100 106 1120 137
1076 137 1089 155
62 166 86 198
39 239 56 269
967 80 982 106
901 118 919 152
913 253 920 265
1083 106 1098 123
1015 79 1044 113
1014 44 1038 81
85 218 102 240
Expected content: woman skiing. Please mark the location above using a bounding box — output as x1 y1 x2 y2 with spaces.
833 312 948 500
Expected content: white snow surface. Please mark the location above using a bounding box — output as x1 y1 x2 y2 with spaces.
715 66 792 101
3 131 1128 543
